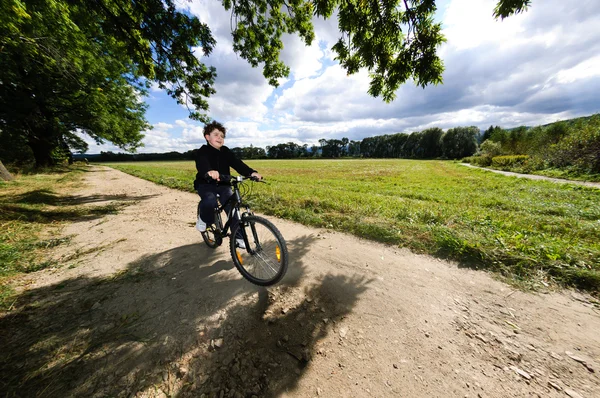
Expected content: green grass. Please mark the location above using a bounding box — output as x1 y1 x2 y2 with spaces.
529 167 600 183
0 166 127 309
104 159 600 294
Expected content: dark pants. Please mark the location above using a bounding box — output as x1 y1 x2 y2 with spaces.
197 184 241 237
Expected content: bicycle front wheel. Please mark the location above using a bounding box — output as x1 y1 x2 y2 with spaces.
230 215 288 286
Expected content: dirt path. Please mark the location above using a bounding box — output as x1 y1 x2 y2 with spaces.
460 163 600 189
2 166 599 398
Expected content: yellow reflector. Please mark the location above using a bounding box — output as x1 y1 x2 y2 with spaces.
276 246 281 262
236 250 244 265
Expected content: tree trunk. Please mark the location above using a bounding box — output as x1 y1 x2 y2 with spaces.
28 136 55 168
0 160 14 181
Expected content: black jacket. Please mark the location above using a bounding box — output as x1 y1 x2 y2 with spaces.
194 144 256 189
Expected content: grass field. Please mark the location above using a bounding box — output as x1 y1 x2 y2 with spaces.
105 159 600 294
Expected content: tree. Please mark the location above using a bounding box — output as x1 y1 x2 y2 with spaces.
266 142 303 158
321 139 345 158
1 0 532 167
242 145 267 159
403 132 423 158
347 140 361 157
441 127 479 159
478 140 503 157
481 126 503 143
418 127 444 158
231 147 244 159
1 0 149 167
0 161 14 181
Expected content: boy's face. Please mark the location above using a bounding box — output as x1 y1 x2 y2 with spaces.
205 128 225 150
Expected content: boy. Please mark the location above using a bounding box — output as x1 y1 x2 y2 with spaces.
194 121 262 247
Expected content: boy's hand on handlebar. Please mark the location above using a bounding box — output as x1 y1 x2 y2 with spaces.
250 172 263 181
206 170 220 181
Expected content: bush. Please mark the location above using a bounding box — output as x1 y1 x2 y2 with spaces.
553 116 600 173
479 140 503 157
463 155 492 166
491 155 530 168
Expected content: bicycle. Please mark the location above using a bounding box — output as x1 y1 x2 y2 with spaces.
197 174 289 286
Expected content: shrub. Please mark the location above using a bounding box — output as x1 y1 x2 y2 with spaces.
479 140 503 157
463 155 492 166
491 155 530 168
553 116 600 173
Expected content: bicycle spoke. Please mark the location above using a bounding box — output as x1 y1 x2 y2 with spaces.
252 251 278 277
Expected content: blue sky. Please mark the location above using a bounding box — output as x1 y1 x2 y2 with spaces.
84 0 600 154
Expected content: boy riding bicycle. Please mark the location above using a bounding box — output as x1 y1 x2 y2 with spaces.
194 121 262 248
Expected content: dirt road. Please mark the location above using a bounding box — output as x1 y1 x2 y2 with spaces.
2 166 599 398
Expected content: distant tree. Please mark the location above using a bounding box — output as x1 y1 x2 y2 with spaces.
441 127 479 159
348 140 362 157
506 126 528 154
359 137 377 158
481 126 503 143
418 128 444 158
402 132 423 158
242 145 267 159
298 144 309 158
266 142 303 158
231 147 244 159
489 127 509 147
309 145 320 157
388 133 408 158
341 138 349 156
321 139 346 158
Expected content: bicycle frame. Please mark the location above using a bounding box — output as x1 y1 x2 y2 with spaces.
210 176 255 251
213 186 242 236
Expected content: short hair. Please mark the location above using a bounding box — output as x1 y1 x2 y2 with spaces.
204 121 226 138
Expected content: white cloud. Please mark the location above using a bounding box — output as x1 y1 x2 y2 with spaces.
154 122 174 130
442 0 525 51
181 125 206 145
554 55 600 84
175 119 195 128
149 81 162 92
280 34 325 80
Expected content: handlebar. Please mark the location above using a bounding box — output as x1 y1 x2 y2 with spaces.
204 173 264 184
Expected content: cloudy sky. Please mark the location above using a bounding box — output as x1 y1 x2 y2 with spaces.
85 0 600 154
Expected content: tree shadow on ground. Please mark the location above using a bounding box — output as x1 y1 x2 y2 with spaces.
0 234 371 397
0 189 158 223
10 189 158 206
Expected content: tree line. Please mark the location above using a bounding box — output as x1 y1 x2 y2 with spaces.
469 114 600 174
85 125 480 162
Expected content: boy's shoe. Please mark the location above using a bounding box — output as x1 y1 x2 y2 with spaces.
236 239 246 250
195 217 206 232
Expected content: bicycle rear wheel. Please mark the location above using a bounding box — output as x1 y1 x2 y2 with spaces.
198 202 221 248
202 225 222 248
230 215 288 286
